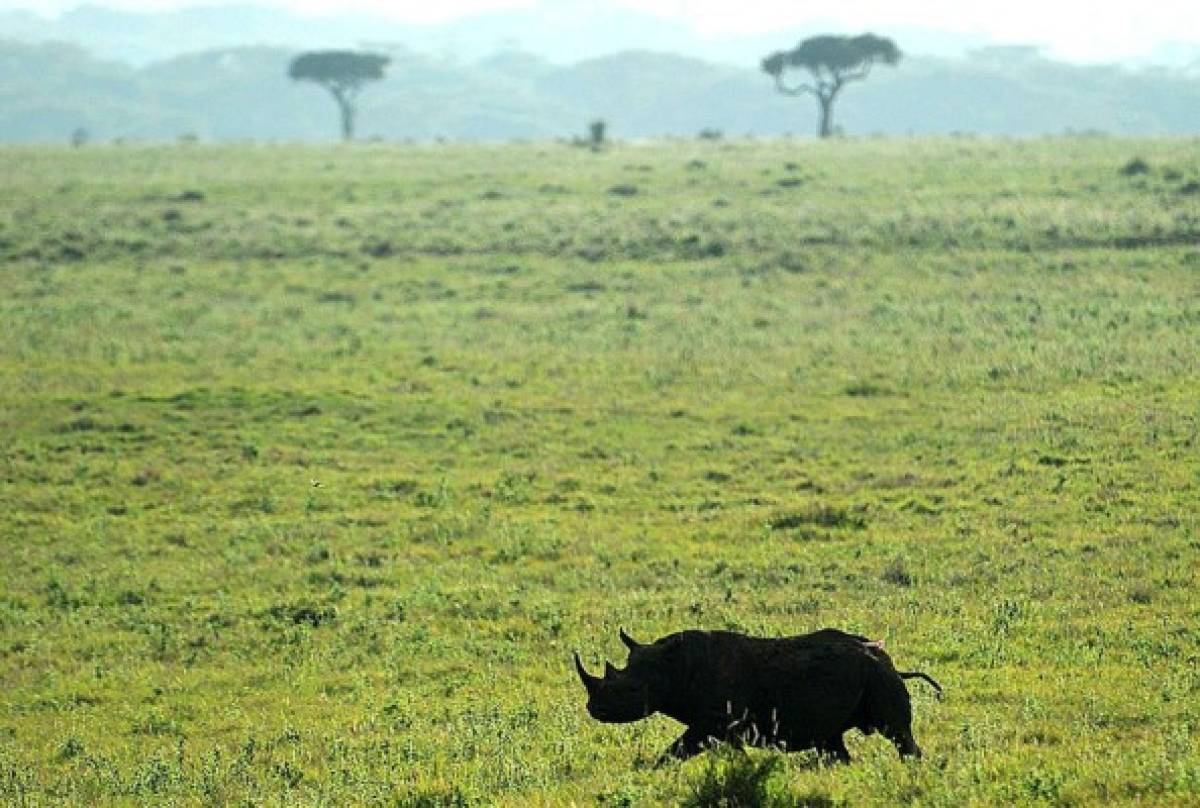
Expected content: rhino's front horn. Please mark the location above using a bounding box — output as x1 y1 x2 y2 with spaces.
619 627 641 650
574 652 600 694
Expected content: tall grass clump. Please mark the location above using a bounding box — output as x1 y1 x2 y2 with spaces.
683 746 796 808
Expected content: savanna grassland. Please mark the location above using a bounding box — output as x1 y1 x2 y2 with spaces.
1 137 1199 806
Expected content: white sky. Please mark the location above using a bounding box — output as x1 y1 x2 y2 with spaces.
6 0 1200 62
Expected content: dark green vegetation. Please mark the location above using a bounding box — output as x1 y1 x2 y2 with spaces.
1 138 1199 805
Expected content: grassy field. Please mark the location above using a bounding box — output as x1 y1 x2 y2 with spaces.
1 136 1198 806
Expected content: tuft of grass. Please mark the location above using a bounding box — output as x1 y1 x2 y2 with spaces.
767 506 867 532
683 746 792 808
881 557 914 587
841 380 892 397
394 784 475 807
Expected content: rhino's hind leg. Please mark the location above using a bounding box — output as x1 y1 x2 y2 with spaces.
654 726 716 767
890 733 922 760
815 735 851 765
866 663 923 760
877 704 922 759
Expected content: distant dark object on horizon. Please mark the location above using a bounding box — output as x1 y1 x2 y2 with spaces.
589 119 606 150
288 50 390 142
574 627 940 765
762 34 901 138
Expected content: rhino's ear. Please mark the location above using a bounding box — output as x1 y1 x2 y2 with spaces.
619 627 641 651
604 661 619 678
574 652 600 694
656 633 686 665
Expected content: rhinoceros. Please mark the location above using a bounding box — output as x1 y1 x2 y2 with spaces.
574 627 940 764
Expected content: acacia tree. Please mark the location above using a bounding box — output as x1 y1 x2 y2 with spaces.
762 34 900 138
288 50 390 141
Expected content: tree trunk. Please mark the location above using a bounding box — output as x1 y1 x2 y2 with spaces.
337 97 355 142
817 93 834 139
330 87 355 142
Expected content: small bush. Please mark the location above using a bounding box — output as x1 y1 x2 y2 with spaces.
597 783 644 806
57 737 85 761
1119 157 1150 176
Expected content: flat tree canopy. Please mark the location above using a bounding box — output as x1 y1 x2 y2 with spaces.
288 51 389 87
765 34 900 78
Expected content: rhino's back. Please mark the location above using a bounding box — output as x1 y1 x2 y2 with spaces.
678 629 874 682
676 631 872 731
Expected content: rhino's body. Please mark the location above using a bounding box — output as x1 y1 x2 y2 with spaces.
575 627 938 764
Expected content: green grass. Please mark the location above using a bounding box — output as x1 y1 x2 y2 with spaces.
1 137 1199 806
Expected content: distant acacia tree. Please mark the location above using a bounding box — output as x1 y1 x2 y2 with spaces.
762 34 900 138
288 50 390 141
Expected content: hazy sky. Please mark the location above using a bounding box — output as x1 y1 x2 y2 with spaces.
7 0 1200 62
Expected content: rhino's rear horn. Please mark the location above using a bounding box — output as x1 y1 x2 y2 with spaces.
619 627 641 650
574 652 600 694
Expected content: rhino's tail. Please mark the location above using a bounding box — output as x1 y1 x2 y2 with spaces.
898 670 943 698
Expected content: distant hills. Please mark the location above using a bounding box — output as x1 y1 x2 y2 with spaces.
0 3 1005 67
1 4 1199 143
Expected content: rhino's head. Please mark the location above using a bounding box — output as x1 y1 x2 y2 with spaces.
574 628 680 723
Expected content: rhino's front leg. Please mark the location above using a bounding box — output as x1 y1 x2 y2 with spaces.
815 735 851 764
654 726 717 767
